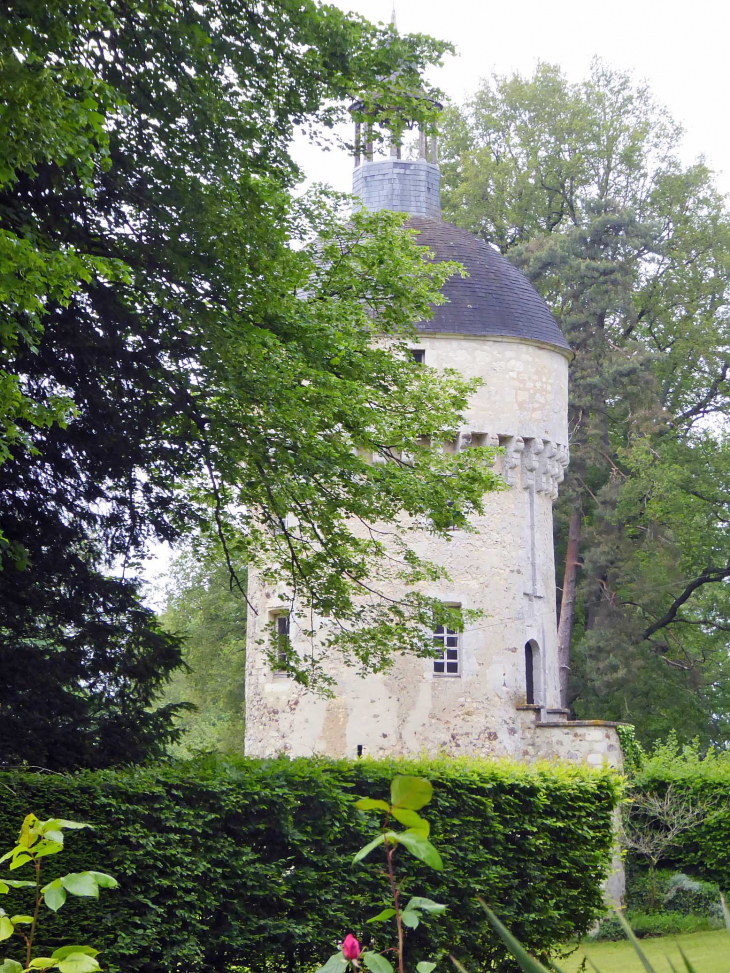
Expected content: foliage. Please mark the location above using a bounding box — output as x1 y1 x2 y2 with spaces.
0 0 499 766
440 61 730 746
0 813 117 973
625 867 676 912
158 540 247 757
627 736 730 888
317 775 446 973
592 872 724 942
0 756 619 973
616 726 645 777
452 897 730 973
591 909 722 941
663 874 723 919
620 784 717 908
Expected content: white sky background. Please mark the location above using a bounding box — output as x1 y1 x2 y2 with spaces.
295 0 730 196
142 0 730 605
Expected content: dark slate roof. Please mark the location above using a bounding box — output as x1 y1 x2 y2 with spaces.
405 217 570 353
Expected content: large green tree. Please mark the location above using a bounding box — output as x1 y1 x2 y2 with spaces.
0 0 500 767
158 542 247 757
440 62 730 745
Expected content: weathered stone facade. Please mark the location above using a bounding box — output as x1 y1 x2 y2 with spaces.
245 335 622 775
244 123 625 912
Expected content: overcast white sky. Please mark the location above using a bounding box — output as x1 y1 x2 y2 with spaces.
144 0 729 601
295 0 730 196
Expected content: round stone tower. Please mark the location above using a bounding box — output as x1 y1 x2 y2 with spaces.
244 103 623 777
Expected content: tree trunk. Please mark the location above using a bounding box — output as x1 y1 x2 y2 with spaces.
557 503 582 709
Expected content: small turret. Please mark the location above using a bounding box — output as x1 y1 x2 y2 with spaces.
349 64 442 219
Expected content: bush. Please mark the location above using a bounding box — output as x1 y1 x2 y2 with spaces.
624 867 675 911
0 756 620 973
589 915 626 941
586 891 724 942
631 736 730 888
664 873 722 918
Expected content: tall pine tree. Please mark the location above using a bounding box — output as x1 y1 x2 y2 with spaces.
441 62 730 745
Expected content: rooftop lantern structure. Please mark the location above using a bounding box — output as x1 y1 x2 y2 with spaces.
349 85 443 220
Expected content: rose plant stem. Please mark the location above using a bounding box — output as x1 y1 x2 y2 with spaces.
386 845 404 973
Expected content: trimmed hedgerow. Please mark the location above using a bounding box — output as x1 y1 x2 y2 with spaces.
0 756 620 972
631 738 730 890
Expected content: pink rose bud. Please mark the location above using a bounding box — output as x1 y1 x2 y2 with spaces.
342 934 362 960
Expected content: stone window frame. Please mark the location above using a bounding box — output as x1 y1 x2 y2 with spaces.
409 348 425 364
270 611 292 676
432 617 460 677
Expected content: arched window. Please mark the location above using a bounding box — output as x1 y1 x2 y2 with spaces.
525 641 537 705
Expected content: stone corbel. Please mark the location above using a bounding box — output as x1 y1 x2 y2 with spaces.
521 438 544 490
500 435 524 486
553 444 570 498
537 440 556 495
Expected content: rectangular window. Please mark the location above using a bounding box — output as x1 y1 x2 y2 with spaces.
409 349 425 364
272 613 291 672
433 625 459 676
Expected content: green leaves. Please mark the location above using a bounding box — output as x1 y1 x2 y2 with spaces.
56 954 100 973
1 817 92 872
390 809 429 834
0 959 23 973
39 871 118 910
314 952 348 973
416 963 437 973
367 909 396 923
404 897 447 915
353 778 442 870
41 880 66 913
355 799 391 813
400 896 447 929
60 874 97 899
387 830 443 871
361 952 394 973
0 882 34 894
391 777 433 811
475 901 564 973
353 834 386 864
0 813 114 973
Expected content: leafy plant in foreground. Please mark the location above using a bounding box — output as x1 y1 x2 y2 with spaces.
317 775 445 973
0 814 117 973
450 896 730 973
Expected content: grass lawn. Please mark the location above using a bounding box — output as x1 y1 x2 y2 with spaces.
557 930 730 972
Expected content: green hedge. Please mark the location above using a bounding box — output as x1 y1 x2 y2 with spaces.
632 741 730 889
0 756 620 972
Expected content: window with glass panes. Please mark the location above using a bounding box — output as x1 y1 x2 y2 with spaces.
273 613 291 671
432 624 459 675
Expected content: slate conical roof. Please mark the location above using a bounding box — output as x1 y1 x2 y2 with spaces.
405 216 570 353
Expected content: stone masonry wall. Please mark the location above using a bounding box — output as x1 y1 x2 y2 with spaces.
244 336 574 761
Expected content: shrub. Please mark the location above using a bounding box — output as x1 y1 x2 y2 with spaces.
624 867 675 912
472 896 730 973
631 736 730 888
0 756 619 973
589 909 721 942
663 873 722 918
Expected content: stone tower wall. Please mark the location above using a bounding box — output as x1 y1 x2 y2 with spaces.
243 334 614 764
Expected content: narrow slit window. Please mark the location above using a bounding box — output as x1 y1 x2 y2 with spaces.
433 625 459 676
525 641 535 704
273 613 291 672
